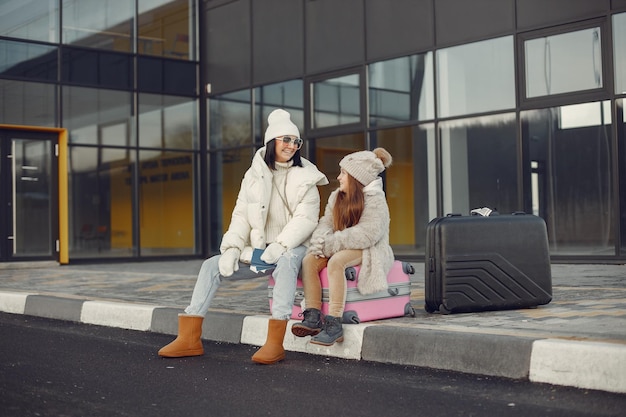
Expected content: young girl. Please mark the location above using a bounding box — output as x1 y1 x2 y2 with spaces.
291 148 394 346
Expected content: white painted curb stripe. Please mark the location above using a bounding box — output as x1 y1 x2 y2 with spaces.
80 301 155 331
0 291 30 314
530 339 626 394
240 315 369 360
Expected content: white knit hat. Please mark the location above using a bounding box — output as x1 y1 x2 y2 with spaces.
264 109 300 145
339 148 393 186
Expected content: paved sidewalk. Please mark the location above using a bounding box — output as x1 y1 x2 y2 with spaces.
0 260 624 394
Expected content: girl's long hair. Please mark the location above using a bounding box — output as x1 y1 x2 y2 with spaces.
333 174 365 231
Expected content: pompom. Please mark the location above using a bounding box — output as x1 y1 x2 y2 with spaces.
372 147 392 168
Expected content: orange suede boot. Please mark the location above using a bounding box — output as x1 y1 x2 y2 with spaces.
251 319 287 364
158 314 204 358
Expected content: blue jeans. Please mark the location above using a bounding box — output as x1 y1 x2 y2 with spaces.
185 245 307 320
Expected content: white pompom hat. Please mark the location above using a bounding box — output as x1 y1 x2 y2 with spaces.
339 147 393 186
264 109 300 145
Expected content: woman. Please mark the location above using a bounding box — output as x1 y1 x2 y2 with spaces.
291 148 394 346
158 109 328 364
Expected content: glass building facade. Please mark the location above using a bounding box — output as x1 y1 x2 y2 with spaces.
1 0 625 264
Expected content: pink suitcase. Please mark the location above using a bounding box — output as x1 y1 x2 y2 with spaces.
268 260 416 323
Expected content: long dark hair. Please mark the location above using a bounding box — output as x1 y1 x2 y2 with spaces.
333 174 365 231
264 139 303 170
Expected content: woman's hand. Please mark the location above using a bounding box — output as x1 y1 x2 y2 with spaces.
261 242 286 264
218 248 240 277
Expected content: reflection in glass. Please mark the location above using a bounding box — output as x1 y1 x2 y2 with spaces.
12 138 52 257
440 114 518 216
613 13 626 95
63 86 133 145
0 40 57 81
0 80 56 127
139 150 197 255
314 133 365 209
522 101 614 255
208 147 255 250
369 53 434 126
69 146 134 258
373 125 434 255
437 36 515 118
312 74 360 129
139 94 198 149
138 0 196 60
62 0 133 52
0 0 58 43
254 80 304 145
209 89 252 148
525 27 602 98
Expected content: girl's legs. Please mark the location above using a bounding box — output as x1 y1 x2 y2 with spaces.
310 249 361 346
300 253 328 310
325 249 362 317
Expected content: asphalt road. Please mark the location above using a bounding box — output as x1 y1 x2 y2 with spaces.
1 313 624 417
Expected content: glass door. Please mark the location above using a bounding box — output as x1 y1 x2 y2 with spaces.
0 130 58 261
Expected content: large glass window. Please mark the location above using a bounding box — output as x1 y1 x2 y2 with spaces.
373 125 435 255
0 0 59 43
440 113 518 216
61 48 132 90
208 90 253 250
369 53 434 127
139 150 197 256
312 73 361 129
62 0 133 52
138 0 196 60
0 80 56 127
63 86 133 146
613 13 626 95
69 146 134 258
525 27 603 98
254 80 304 145
0 40 57 82
314 133 365 209
522 101 614 256
437 36 515 118
139 94 198 149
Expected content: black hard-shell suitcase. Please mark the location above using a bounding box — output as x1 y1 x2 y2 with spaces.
425 212 552 314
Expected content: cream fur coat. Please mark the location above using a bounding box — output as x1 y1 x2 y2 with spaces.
311 178 394 295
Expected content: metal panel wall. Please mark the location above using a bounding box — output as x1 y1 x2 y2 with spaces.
305 0 365 74
204 0 251 94
516 0 610 31
252 0 304 85
365 0 434 61
435 0 514 47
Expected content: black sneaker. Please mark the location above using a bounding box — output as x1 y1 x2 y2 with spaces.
291 308 323 337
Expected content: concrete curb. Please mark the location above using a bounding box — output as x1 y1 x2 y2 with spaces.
1 290 624 394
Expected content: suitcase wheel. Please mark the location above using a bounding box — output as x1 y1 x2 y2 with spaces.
439 304 451 315
345 267 357 281
402 262 415 275
342 310 360 324
424 303 436 314
404 303 416 317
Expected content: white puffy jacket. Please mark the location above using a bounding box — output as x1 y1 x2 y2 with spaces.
220 146 329 261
